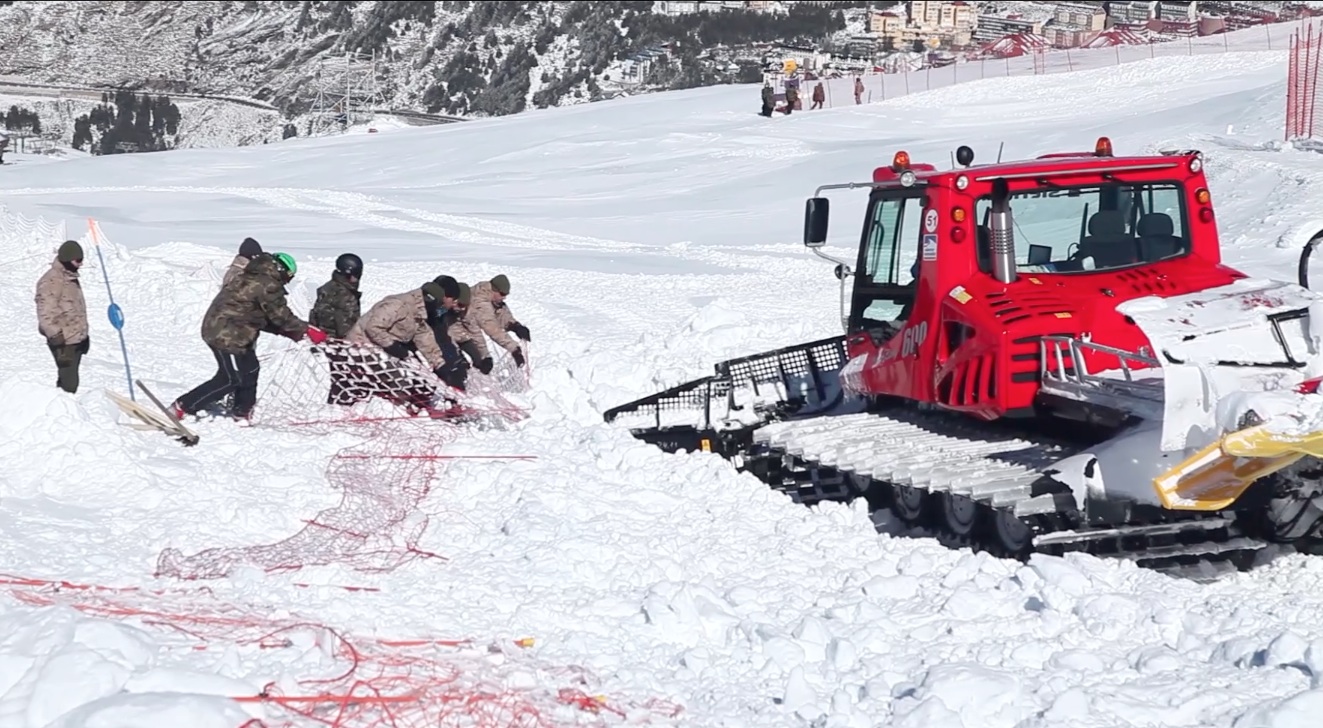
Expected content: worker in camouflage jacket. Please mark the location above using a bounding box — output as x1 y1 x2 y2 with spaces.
436 281 493 377
468 274 530 369
172 251 326 420
347 277 468 401
309 253 364 405
34 240 89 394
309 253 363 338
222 237 263 287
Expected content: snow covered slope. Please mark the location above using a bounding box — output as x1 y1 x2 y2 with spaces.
4 46 1323 727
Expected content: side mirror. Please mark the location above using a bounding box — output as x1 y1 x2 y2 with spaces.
804 197 829 248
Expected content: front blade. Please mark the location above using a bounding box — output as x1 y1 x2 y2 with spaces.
1152 422 1323 511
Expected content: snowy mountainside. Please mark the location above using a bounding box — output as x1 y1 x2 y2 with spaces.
0 91 285 150
5 47 1323 727
0 0 838 129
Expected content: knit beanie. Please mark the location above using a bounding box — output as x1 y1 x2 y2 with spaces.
239 237 262 258
433 275 460 300
57 240 83 263
490 274 511 295
421 281 445 303
456 282 471 307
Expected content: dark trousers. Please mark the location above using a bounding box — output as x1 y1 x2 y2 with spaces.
177 345 260 417
48 342 83 394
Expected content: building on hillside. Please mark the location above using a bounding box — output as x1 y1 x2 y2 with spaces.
972 12 1048 45
1106 0 1156 26
1053 2 1106 31
907 1 979 46
620 46 671 84
650 0 759 14
1034 2 1107 48
1154 1 1198 21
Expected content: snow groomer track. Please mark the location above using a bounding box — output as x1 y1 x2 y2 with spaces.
604 331 1284 583
743 407 1276 581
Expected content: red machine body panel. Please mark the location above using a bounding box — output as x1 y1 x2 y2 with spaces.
837 143 1246 420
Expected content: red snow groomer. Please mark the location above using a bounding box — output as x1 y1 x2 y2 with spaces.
606 137 1323 580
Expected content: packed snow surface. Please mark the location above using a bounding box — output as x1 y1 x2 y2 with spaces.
5 44 1323 728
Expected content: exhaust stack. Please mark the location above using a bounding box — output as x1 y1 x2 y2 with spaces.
989 178 1017 284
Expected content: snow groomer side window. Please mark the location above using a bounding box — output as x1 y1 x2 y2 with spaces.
855 192 922 324
974 181 1191 275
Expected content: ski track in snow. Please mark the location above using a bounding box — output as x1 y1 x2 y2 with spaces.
5 46 1323 727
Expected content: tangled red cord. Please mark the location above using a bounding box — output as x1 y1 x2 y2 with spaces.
155 339 529 580
0 573 684 727
91 341 692 725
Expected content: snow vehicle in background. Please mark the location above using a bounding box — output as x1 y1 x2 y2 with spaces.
605 137 1323 579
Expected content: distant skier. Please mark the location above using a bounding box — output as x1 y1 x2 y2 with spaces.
346 278 469 404
34 240 88 394
223 237 263 287
0 129 9 164
309 252 364 406
171 252 326 421
854 76 865 105
811 82 825 110
760 83 775 117
468 274 530 369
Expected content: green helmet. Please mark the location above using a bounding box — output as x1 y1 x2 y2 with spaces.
272 252 296 276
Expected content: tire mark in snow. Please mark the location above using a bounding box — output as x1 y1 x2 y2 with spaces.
0 185 803 274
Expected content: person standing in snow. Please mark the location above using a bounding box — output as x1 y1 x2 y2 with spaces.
223 237 263 287
783 81 799 115
346 278 468 395
309 253 364 405
34 240 89 394
171 252 326 421
811 82 825 110
309 253 363 338
854 76 865 105
760 83 775 117
0 129 10 165
468 274 530 370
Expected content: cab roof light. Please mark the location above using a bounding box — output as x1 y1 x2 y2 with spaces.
1095 136 1113 157
892 150 911 171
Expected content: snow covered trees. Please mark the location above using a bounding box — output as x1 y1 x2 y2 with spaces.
71 91 181 155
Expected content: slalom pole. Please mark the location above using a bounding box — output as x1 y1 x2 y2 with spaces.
87 218 135 401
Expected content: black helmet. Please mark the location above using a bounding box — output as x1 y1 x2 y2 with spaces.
335 253 363 278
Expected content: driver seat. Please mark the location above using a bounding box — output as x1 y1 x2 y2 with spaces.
1076 210 1134 267
1136 212 1183 260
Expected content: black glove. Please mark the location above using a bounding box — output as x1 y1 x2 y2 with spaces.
476 356 493 375
434 361 468 391
507 322 531 342
382 342 412 360
459 339 483 365
78 336 89 354
512 348 525 368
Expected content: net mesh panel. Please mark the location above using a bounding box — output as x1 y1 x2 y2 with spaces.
156 339 532 582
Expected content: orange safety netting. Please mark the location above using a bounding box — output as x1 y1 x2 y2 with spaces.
156 339 531 581
0 573 684 727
